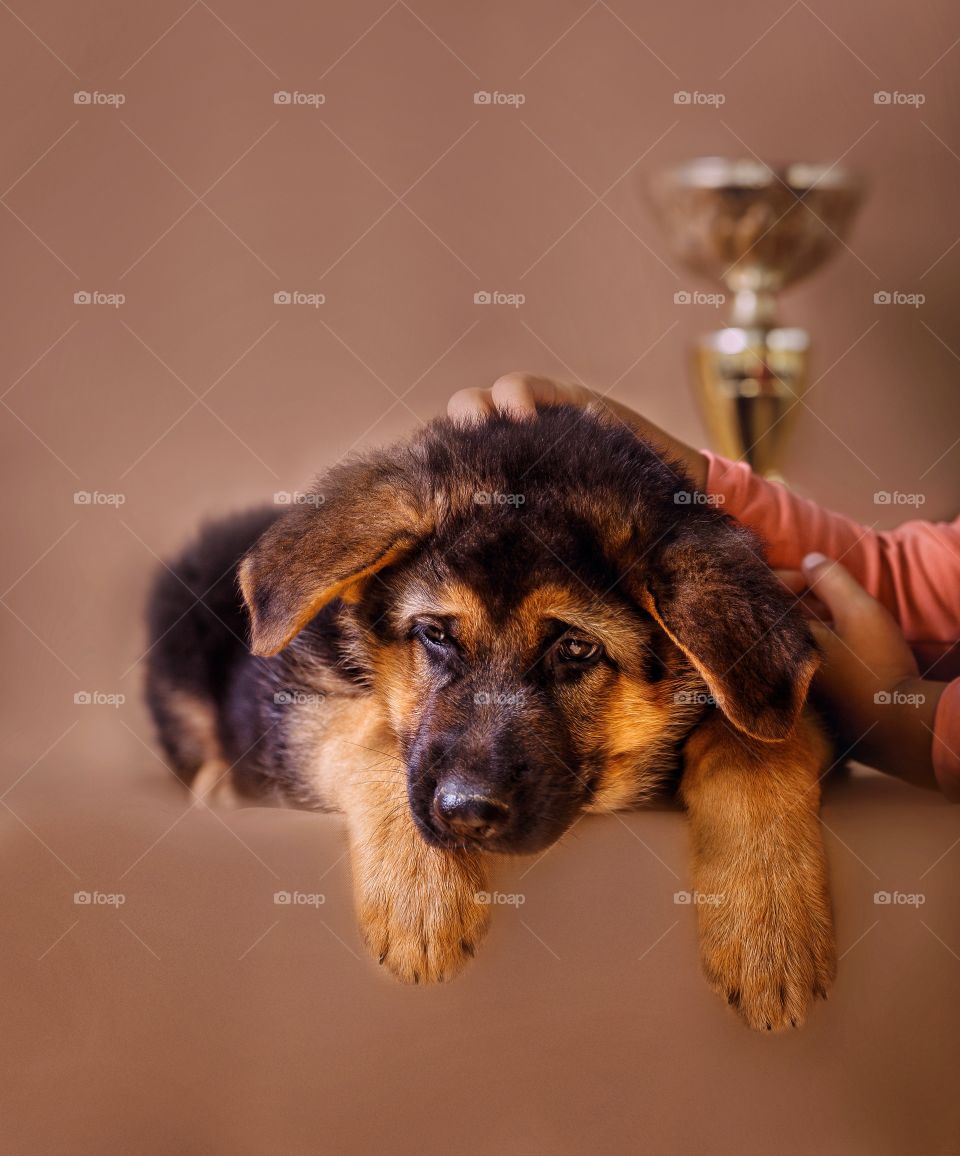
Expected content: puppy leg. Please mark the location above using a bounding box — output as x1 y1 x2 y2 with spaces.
680 710 836 1030
321 710 490 984
191 760 241 809
346 777 490 983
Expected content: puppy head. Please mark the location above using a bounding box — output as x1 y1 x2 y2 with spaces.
240 406 818 854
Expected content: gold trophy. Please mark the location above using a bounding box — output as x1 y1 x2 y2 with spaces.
649 158 864 478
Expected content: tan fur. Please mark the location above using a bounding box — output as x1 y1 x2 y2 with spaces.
586 675 700 811
165 687 222 767
680 709 835 1030
241 534 421 657
192 760 241 808
514 584 651 671
390 580 490 646
302 697 489 983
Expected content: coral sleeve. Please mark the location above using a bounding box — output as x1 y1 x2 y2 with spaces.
704 452 960 800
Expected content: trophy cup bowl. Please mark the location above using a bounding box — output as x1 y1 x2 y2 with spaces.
648 157 864 478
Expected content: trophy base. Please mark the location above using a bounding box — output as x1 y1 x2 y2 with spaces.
693 327 809 480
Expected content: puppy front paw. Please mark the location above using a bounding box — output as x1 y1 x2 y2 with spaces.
695 862 836 1031
353 838 490 984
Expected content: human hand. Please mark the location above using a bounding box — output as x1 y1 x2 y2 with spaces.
447 372 709 491
778 553 945 789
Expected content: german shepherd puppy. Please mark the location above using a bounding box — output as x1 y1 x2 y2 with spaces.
146 405 835 1030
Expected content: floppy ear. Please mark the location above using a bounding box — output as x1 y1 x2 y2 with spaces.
638 518 819 741
239 454 431 657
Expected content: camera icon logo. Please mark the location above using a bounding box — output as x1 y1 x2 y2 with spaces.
673 290 691 304
73 91 92 105
874 291 891 304
74 291 92 305
874 691 892 704
473 290 492 304
273 291 292 305
473 91 492 105
673 91 691 105
673 890 692 904
674 490 692 504
874 890 892 903
273 890 292 904
74 890 92 903
874 91 891 105
273 91 292 105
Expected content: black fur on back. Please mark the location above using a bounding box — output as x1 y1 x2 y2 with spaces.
145 507 279 780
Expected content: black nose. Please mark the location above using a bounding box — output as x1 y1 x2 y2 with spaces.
433 788 510 840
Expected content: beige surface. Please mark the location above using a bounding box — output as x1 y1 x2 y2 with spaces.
2 1 960 1153
3 766 960 1156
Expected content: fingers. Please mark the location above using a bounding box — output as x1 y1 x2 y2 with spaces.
490 373 543 417
448 373 587 424
775 569 808 596
774 569 832 623
800 553 878 634
807 620 834 648
447 388 495 422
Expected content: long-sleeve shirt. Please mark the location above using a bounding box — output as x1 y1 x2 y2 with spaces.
704 453 960 801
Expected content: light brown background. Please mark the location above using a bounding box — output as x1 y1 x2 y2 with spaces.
2 2 959 1154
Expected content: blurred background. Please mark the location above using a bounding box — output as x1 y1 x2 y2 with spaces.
2 3 959 1154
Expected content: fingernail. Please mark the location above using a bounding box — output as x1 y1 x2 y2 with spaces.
802 552 830 572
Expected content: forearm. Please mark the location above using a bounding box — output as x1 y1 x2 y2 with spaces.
845 678 947 791
704 453 960 646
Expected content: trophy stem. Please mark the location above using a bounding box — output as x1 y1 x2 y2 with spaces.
694 327 809 480
730 288 778 328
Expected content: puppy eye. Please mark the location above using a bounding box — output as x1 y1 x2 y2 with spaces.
556 637 601 663
418 623 450 647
